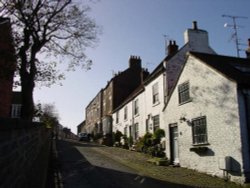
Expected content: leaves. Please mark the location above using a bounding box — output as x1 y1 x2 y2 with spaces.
0 0 100 86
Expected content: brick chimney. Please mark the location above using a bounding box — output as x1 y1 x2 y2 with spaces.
129 55 141 69
246 38 250 59
167 40 179 56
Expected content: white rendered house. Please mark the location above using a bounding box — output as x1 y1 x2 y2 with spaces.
163 51 250 184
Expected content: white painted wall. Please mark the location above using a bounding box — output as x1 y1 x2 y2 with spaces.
163 55 245 183
112 90 146 140
144 73 166 134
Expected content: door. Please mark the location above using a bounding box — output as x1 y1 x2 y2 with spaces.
169 124 179 165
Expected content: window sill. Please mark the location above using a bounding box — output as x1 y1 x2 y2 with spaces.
179 98 192 106
134 114 140 118
152 101 160 107
190 143 210 152
192 143 210 147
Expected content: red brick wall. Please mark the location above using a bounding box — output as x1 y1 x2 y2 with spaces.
0 18 16 118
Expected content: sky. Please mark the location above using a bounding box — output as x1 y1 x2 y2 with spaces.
34 0 250 134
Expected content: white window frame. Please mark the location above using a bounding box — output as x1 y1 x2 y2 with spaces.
152 82 159 104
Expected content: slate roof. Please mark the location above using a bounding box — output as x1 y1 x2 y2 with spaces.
189 51 250 87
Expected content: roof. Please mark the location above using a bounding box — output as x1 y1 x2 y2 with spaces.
112 84 144 113
189 51 250 87
163 52 250 111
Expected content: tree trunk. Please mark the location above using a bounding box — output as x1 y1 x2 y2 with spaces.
21 73 35 121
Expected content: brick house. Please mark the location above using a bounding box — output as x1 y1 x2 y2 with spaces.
163 51 250 184
85 90 103 134
0 17 16 118
85 56 149 136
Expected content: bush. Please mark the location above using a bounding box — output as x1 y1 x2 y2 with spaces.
134 130 166 157
114 130 123 142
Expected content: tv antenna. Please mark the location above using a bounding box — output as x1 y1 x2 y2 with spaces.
163 34 169 56
222 14 248 57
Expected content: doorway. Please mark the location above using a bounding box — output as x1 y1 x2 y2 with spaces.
169 124 179 165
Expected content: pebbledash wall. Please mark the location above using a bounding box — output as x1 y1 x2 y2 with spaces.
0 119 51 188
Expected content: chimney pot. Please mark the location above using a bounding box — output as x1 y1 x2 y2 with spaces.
193 21 198 30
167 40 179 56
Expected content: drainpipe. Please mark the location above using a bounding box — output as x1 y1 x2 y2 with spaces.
242 89 250 182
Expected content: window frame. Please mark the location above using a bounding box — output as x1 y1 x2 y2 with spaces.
192 116 208 145
134 99 139 116
116 111 119 124
124 106 128 121
152 115 160 132
178 81 191 105
152 82 159 104
11 104 22 118
134 123 139 140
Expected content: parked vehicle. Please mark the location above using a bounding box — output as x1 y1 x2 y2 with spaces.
78 133 90 141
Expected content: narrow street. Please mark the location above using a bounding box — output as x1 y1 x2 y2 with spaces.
56 139 191 188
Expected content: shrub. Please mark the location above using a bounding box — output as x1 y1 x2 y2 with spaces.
114 130 123 142
134 130 166 157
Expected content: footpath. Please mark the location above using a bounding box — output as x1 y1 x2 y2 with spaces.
50 139 247 188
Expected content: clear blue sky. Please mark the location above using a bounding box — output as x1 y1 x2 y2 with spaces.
34 0 250 134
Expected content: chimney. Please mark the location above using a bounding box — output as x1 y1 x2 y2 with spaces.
183 21 215 54
167 40 179 56
192 21 198 30
246 38 250 59
129 55 141 69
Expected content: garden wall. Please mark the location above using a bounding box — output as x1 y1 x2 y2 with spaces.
0 118 51 188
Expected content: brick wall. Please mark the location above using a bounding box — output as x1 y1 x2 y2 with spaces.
0 18 16 118
0 118 51 188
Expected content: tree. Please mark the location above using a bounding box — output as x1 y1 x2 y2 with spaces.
0 0 99 120
35 103 59 128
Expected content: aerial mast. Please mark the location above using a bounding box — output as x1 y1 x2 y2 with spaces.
222 14 248 57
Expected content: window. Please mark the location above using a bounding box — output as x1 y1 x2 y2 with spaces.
124 126 127 136
152 83 159 104
153 115 160 132
124 106 128 120
192 116 208 145
178 81 190 104
116 111 119 124
134 99 139 116
145 119 149 133
11 104 22 118
134 123 139 140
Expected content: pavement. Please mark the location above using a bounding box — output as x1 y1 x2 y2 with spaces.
48 139 245 188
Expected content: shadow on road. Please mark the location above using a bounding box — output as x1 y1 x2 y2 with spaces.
56 139 192 188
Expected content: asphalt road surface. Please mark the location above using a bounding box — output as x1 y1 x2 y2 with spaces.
56 139 191 188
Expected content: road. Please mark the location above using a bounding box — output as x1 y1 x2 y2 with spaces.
56 139 191 188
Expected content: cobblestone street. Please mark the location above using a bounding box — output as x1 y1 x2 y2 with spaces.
52 139 246 188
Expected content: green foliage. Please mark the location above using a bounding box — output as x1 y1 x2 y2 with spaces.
0 0 100 120
114 130 123 142
153 129 165 139
134 130 166 157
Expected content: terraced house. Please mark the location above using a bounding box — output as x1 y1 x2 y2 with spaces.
85 56 149 139
163 51 250 184
112 21 215 141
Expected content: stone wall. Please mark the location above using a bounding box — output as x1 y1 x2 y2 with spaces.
0 118 51 188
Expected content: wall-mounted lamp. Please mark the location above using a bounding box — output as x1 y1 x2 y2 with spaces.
179 116 191 125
